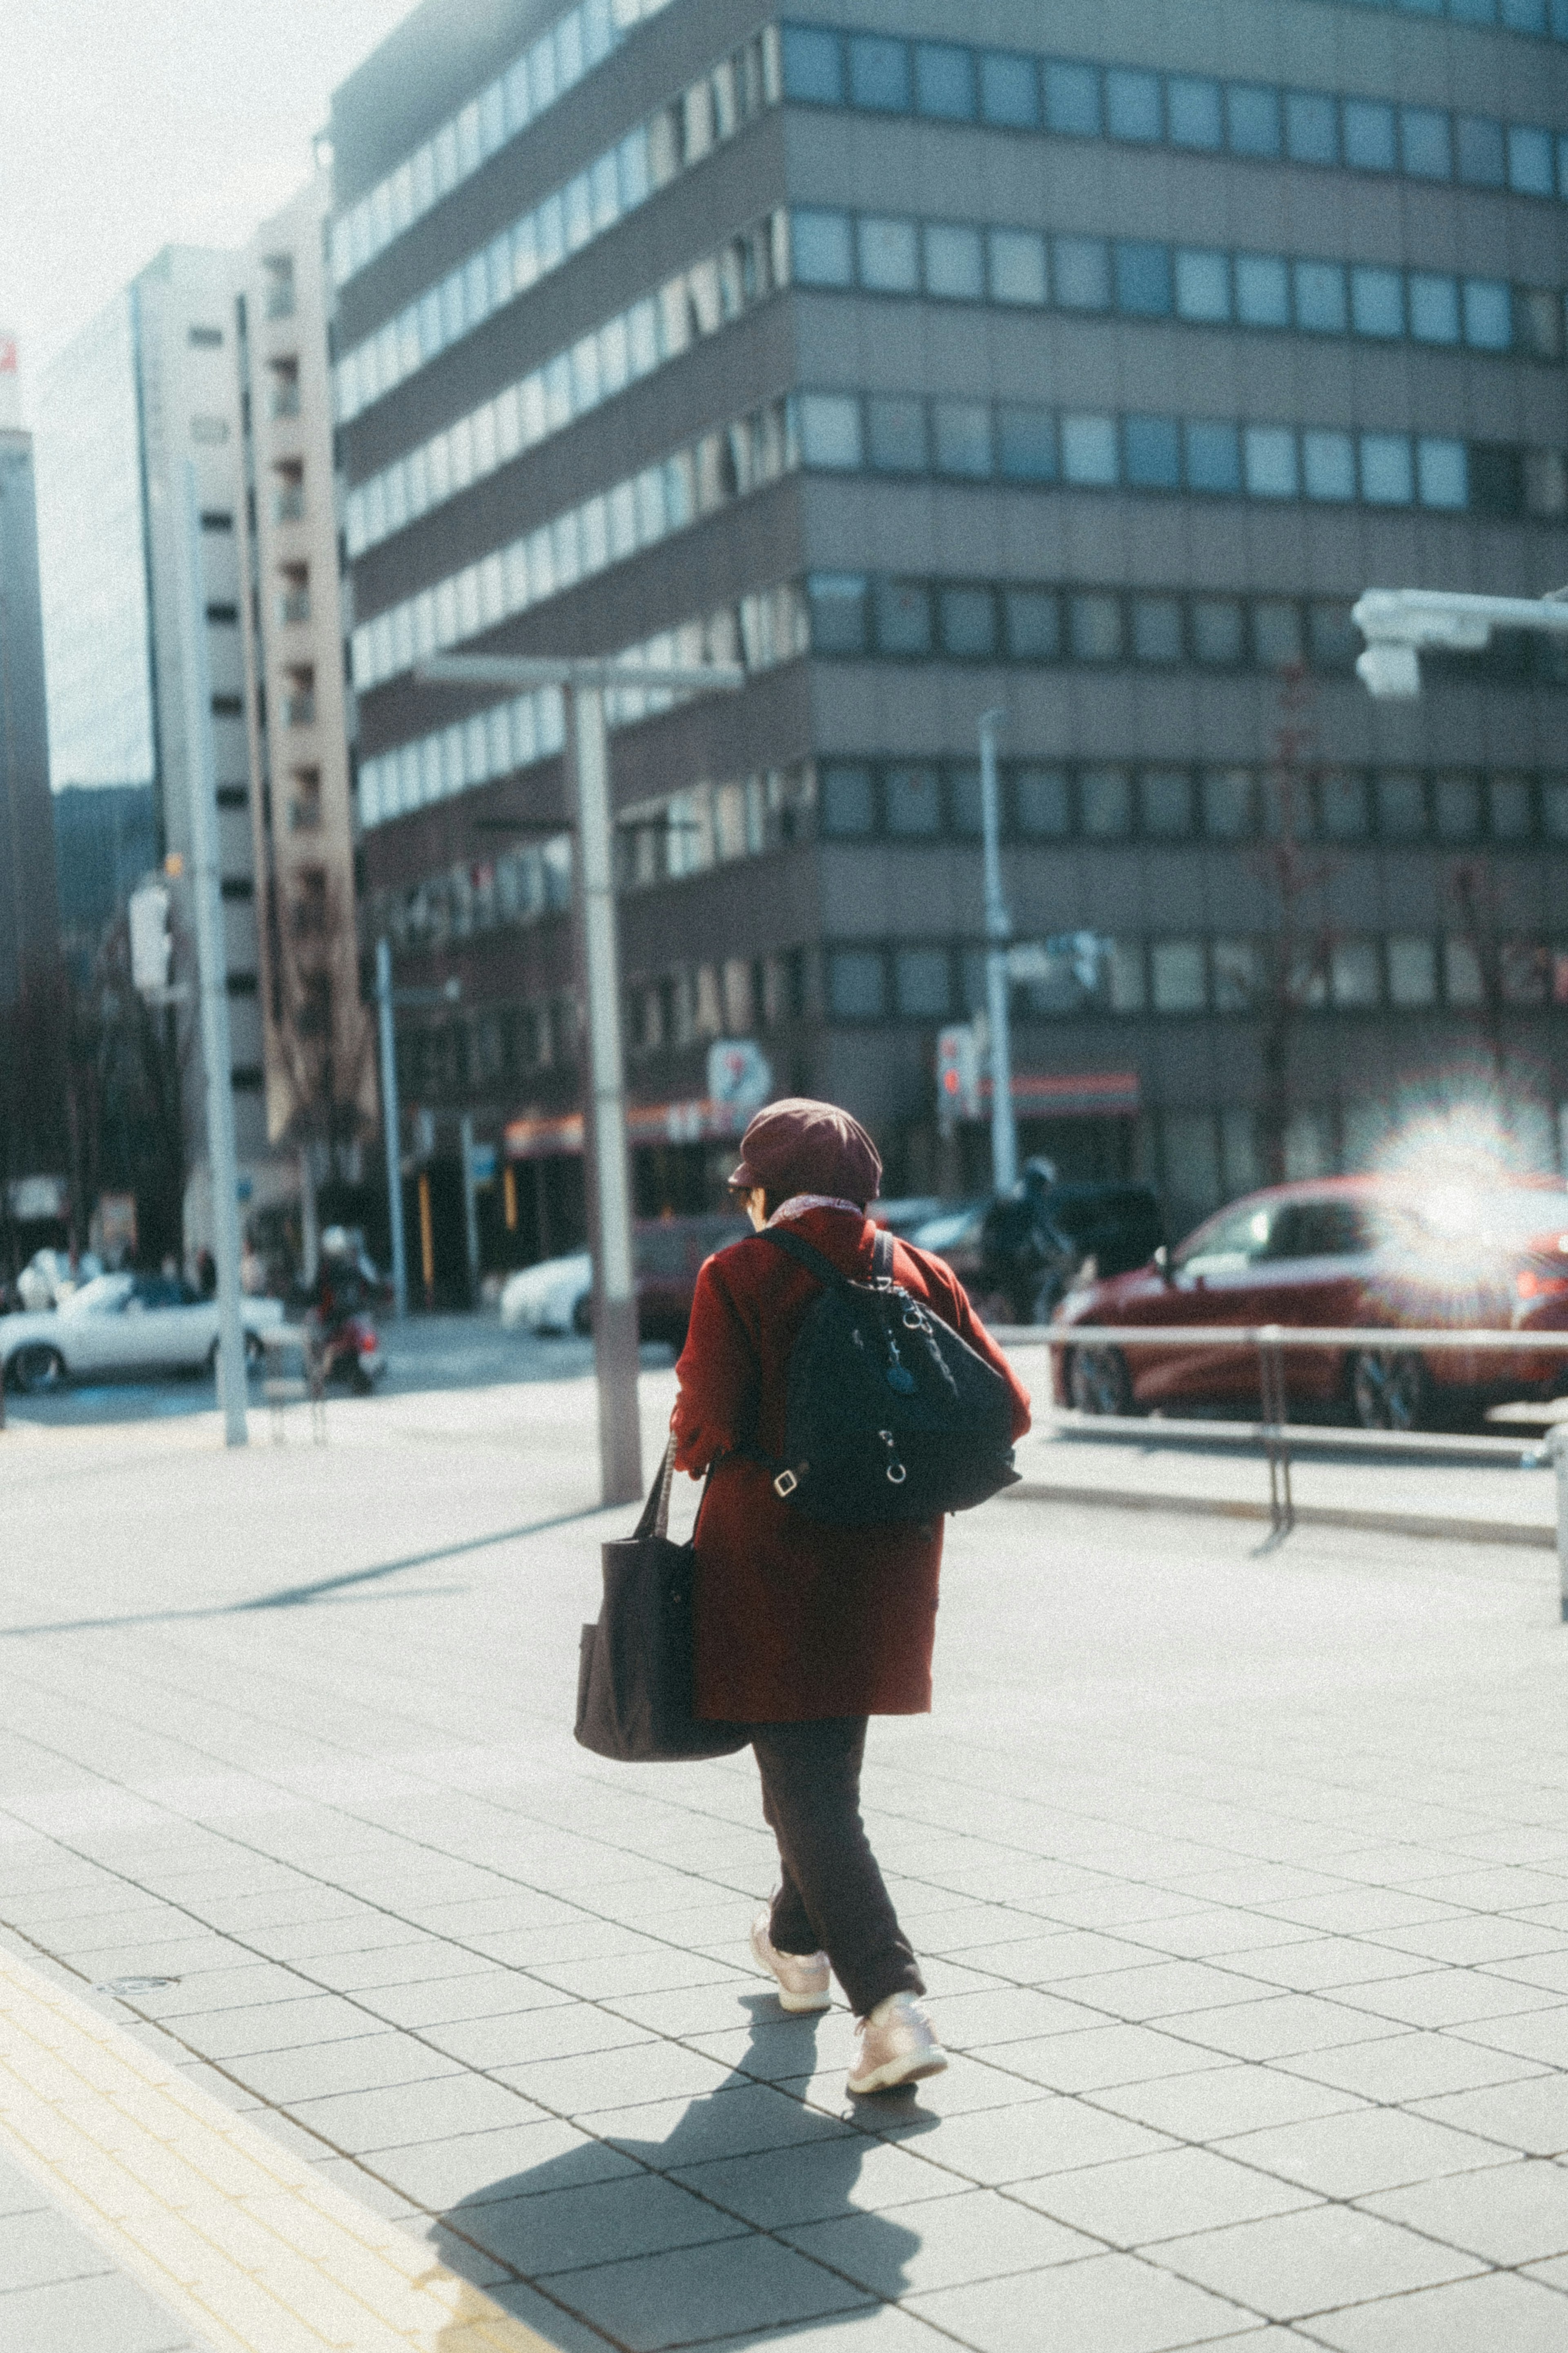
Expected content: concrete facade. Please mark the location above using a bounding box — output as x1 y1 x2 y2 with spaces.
0 418 65 1191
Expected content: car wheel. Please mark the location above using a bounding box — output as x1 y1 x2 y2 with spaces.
1351 1349 1432 1432
10 1343 67 1395
1069 1345 1134 1417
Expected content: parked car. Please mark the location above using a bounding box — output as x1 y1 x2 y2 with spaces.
499 1213 749 1346
911 1179 1165 1323
1051 1174 1568 1429
11 1248 102 1311
0 1273 284 1393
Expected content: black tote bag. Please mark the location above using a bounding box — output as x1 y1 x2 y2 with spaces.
575 1439 749 1762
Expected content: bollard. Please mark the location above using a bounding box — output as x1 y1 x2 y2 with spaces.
1552 1425 1568 1623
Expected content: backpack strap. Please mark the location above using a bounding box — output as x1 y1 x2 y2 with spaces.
872 1227 894 1280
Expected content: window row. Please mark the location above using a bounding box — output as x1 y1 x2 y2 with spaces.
790 206 1564 361
799 393 1568 518
344 213 786 558
332 0 677 288
781 22 1568 201
618 767 816 889
1295 0 1568 45
335 27 777 423
815 761 1568 849
351 390 794 692
824 933 1568 1023
356 583 808 831
626 952 809 1060
805 573 1568 685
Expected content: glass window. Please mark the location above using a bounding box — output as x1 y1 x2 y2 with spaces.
1409 272 1461 345
1235 253 1290 328
1114 241 1172 316
1319 772 1368 839
939 587 998 658
1418 437 1468 510
1227 83 1282 157
1005 589 1061 660
913 41 974 121
873 578 933 655
895 948 952 1017
1192 598 1245 664
1351 266 1404 338
1388 937 1437 1008
1303 430 1356 502
1168 75 1223 150
1294 261 1347 333
857 217 919 292
791 208 853 286
1457 115 1507 186
781 27 843 104
949 765 983 835
1377 772 1427 837
1125 416 1181 489
1141 769 1193 835
1151 940 1207 1012
820 762 875 833
924 222 984 300
1544 780 1568 841
1053 236 1110 310
1254 601 1304 666
1244 427 1299 498
848 35 910 112
866 397 927 473
1016 767 1071 836
1061 413 1119 485
1309 602 1358 671
1361 433 1414 504
1285 89 1338 163
886 764 942 833
1343 98 1397 171
1080 764 1133 833
1186 421 1241 493
997 405 1056 481
1509 124 1555 195
1490 774 1534 839
829 949 886 1018
797 394 862 469
1434 772 1483 839
1107 940 1147 1012
1132 595 1184 661
1401 106 1452 178
1332 941 1381 1008
1175 249 1231 322
1213 939 1259 1012
1106 67 1161 141
1503 0 1546 27
988 228 1047 306
933 400 993 477
978 50 1040 129
1516 290 1564 360
1445 937 1486 1007
1204 768 1254 837
1044 60 1101 136
1463 279 1512 350
808 572 867 652
1071 599 1125 663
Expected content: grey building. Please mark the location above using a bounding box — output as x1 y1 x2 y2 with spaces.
334 0 1568 1271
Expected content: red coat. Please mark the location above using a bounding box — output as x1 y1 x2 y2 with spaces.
672 1207 1033 1722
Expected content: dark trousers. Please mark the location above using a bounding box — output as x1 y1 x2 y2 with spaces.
752 1717 924 2019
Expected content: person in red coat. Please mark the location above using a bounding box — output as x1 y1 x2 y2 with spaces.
673 1098 1032 2094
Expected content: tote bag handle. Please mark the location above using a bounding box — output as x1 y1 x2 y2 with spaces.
630 1434 678 1543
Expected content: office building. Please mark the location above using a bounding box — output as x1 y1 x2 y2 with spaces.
332 0 1568 1265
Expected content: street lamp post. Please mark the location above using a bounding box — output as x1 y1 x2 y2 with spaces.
374 938 408 1320
416 649 744 1507
978 707 1018 1196
1353 584 1568 698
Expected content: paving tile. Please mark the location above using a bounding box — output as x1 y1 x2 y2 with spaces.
371 2115 639 2210
1305 2268 1568 2351
536 2227 871 2347
1214 2106 1512 2200
496 2038 734 2118
600 1981 788 2039
1410 2073 1568 2156
359 1971 574 2029
1062 1961 1281 2024
225 2031 461 2105
286 2066 539 2152
0 2204 121 2293
923 1984 1108 2047
1222 1943 1431 1996
982 2021 1228 2095
148 1991 379 2060
1448 2004 1568 2068
951 1931 1162 1982
588 2079 856 2167
863 2093 1174 2184
425 2002 654 2072
912 2248 1256 2353
1154 2205 1481 2322
530 1949 752 2001
1125 1916 1318 1965
670 2134 959 2229
487 2275 633 2352
1278 2029 1545 2105
1164 1996 1396 2064
1093 2063 1365 2145
785 2185 1096 2294
1017 2146 1322 2248
1329 1969 1561 2031
0 2270 203 2353
450 2167 750 2274
1364 2155 1568 2266
780 2050 1038 2125
1366 1918 1568 1968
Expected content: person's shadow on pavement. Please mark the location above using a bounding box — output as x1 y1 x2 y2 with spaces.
431 1994 929 2350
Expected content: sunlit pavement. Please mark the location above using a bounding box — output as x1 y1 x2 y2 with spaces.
9 1365 1568 2349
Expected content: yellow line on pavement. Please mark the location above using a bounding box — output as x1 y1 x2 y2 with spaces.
0 1945 558 2352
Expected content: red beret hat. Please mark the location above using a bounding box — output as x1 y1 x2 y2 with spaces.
727 1097 882 1205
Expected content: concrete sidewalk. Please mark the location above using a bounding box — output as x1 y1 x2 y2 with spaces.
7 1368 1568 2348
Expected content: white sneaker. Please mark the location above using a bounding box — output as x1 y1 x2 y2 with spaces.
750 1910 831 2013
846 1993 948 2095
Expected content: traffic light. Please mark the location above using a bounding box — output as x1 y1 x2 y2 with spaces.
936 1024 980 1134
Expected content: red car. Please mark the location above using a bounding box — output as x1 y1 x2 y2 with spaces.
1051 1174 1568 1430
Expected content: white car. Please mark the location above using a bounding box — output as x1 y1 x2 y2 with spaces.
0 1272 284 1393
499 1251 592 1334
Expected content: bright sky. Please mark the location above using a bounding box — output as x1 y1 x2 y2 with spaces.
0 0 418 402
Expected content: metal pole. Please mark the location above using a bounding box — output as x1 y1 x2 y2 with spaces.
459 1112 481 1303
979 707 1018 1196
176 464 247 1446
1552 1424 1568 1623
566 682 642 1508
375 937 407 1318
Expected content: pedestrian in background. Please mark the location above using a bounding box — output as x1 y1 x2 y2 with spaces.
673 1099 1032 2094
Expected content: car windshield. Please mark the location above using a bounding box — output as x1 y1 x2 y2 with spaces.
1175 1204 1273 1273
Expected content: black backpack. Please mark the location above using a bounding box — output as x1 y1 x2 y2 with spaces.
753 1227 1020 1525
